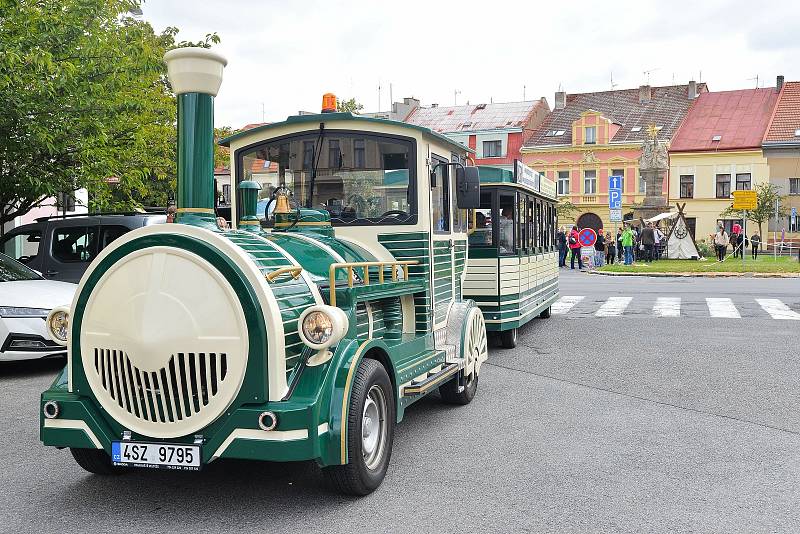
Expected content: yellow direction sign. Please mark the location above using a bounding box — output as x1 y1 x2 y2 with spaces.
732 190 757 210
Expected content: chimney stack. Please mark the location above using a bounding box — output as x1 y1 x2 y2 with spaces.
639 85 652 104
554 91 566 110
777 75 785 92
688 80 697 100
164 47 228 225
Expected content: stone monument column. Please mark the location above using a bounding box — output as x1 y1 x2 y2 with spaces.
633 124 670 221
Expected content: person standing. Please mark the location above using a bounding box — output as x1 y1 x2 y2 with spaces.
714 224 729 261
568 225 583 270
653 225 664 260
640 222 655 262
616 228 624 262
751 231 761 260
621 225 635 265
557 226 568 268
605 231 616 265
594 230 605 267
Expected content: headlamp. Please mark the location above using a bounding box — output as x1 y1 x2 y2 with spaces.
45 306 70 346
298 305 348 351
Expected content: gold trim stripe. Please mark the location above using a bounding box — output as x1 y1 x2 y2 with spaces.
176 207 215 214
273 221 332 227
238 220 260 226
340 340 372 464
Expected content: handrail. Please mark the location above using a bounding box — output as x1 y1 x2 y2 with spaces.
265 266 303 283
328 260 419 306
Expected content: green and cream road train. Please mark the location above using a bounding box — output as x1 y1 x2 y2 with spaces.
39 48 558 495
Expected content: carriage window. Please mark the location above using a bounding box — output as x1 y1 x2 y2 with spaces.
497 192 515 254
431 157 450 233
517 194 527 250
469 191 493 246
239 131 415 225
527 198 535 250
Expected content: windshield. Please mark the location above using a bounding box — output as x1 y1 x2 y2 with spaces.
0 253 42 282
238 131 416 225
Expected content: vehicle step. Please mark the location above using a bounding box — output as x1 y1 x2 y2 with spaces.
402 363 459 396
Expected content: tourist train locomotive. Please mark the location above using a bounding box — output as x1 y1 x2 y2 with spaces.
39 47 557 495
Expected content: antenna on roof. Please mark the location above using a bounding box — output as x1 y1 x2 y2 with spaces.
454 89 461 106
747 75 759 88
378 80 382 112
523 85 526 100
643 68 660 84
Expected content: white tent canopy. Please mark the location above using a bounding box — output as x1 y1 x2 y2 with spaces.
644 211 678 223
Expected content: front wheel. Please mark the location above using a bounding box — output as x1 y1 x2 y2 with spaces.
539 306 552 319
70 448 127 475
500 327 518 349
323 358 395 496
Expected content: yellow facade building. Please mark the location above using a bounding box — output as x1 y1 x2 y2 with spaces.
668 87 779 241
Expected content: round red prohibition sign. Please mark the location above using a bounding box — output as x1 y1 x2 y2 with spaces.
578 228 597 247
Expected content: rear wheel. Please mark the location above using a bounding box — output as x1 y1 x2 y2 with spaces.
500 327 518 349
323 358 395 496
70 448 126 475
440 308 487 405
539 306 552 319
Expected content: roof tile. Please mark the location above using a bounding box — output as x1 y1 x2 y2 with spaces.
764 81 800 144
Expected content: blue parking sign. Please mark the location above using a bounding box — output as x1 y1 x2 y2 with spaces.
609 175 623 210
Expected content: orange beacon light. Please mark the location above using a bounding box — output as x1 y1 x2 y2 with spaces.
321 93 337 113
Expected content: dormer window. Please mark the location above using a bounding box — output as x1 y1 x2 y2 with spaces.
631 126 641 132
585 126 596 144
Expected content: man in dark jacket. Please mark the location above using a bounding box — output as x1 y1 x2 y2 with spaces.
557 226 567 267
640 222 656 262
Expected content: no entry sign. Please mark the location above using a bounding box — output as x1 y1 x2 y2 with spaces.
578 228 597 247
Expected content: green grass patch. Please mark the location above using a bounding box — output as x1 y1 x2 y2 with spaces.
598 255 800 273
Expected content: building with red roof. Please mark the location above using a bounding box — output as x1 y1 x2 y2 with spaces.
522 82 704 233
668 81 780 241
762 78 800 242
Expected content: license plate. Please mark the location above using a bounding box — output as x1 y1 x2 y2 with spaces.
112 441 201 471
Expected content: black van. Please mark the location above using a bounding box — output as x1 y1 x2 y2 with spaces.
1 213 165 283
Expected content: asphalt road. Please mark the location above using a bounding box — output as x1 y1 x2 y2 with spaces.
2 270 800 533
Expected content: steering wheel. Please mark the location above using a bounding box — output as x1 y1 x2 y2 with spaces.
263 185 302 232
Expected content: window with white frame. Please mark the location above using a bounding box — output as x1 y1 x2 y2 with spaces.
679 175 694 198
557 171 570 195
789 178 799 195
584 127 596 144
716 174 731 198
735 173 751 190
483 140 502 158
584 170 597 194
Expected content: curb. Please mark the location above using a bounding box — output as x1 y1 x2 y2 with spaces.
588 270 800 278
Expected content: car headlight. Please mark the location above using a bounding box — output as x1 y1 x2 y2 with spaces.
0 307 49 318
45 306 70 346
297 305 348 351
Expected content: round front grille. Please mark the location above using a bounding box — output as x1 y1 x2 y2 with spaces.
80 246 249 438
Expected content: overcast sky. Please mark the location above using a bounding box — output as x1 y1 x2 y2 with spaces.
142 0 800 128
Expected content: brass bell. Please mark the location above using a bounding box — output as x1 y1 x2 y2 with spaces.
273 189 291 214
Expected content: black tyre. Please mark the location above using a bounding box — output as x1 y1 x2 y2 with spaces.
70 448 126 475
500 327 517 349
323 358 395 496
439 372 478 405
539 306 552 319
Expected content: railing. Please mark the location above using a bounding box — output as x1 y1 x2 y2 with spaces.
328 260 419 306
581 195 597 204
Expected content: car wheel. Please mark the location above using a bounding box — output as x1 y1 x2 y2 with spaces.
323 358 395 496
70 448 127 475
500 327 518 349
440 307 487 405
539 306 552 319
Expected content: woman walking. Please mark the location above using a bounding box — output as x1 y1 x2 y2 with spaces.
714 224 729 261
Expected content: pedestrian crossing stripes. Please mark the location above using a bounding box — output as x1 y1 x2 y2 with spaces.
551 295 800 319
551 296 585 315
706 298 740 319
595 296 632 317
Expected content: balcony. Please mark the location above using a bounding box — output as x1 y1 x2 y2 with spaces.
581 195 598 204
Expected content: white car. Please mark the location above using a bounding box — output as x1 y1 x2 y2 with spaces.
0 253 75 361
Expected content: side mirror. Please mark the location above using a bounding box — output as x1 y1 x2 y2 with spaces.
456 166 480 209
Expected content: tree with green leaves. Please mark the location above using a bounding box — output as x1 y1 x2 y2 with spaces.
0 0 218 232
337 98 364 114
556 199 579 223
719 182 787 237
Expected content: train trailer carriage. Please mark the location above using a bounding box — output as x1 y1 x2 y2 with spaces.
464 161 559 348
38 48 490 495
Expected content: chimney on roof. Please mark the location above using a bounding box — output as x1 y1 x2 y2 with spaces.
431 103 438 108
554 91 566 110
392 97 420 121
639 85 652 104
688 80 697 100
777 75 785 92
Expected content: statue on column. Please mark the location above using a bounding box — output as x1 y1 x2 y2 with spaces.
634 123 670 220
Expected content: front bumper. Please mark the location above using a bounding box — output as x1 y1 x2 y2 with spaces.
40 389 340 466
1 317 65 361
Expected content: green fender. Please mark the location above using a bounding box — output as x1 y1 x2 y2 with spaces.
318 337 395 467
